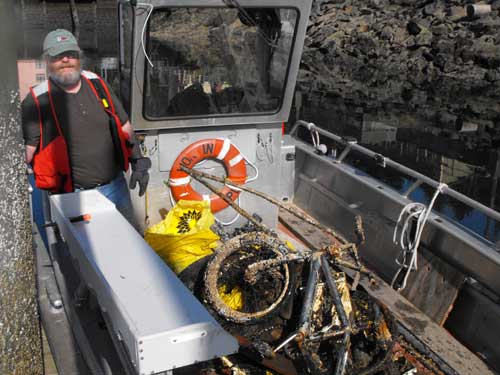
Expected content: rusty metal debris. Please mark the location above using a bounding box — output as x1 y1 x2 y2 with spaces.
204 231 292 324
170 169 452 375
181 166 351 243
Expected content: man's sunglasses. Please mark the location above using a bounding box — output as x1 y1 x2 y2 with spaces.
49 51 80 62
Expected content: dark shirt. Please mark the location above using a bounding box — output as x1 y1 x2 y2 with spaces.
22 77 129 188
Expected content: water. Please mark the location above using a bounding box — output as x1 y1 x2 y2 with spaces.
293 93 500 245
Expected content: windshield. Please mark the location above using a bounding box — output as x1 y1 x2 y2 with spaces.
144 7 297 119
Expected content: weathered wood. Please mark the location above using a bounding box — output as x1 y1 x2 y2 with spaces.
400 247 466 326
278 207 495 375
279 207 336 250
42 329 58 375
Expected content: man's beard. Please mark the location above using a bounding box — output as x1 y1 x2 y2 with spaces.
48 65 82 88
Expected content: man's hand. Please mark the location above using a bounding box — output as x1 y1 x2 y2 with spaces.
129 157 152 196
25 145 37 164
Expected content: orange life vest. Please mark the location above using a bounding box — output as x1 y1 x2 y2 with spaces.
30 71 132 193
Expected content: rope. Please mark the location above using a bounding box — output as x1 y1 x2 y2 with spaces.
216 142 258 226
307 123 327 154
137 2 155 68
311 129 320 149
214 195 242 226
391 183 447 291
256 133 274 163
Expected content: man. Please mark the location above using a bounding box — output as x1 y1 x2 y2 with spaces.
22 29 150 227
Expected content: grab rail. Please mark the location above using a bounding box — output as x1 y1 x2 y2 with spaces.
290 120 500 224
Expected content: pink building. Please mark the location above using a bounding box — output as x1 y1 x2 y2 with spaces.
17 60 46 100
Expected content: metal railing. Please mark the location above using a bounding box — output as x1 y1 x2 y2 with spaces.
290 120 500 224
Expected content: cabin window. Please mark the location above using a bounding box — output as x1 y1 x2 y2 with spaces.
143 7 298 119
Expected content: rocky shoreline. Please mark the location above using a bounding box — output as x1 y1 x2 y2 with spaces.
298 0 500 151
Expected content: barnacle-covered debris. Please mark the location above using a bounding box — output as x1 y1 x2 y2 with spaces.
170 168 445 375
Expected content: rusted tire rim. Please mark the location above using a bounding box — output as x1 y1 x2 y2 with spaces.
204 232 290 324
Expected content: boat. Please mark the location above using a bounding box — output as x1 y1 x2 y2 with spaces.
34 0 500 374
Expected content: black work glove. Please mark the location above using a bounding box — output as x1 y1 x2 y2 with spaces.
129 157 152 197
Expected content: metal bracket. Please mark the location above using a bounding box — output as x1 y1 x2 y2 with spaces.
373 153 386 168
334 137 358 164
403 179 423 198
336 145 352 163
46 285 63 310
342 136 358 145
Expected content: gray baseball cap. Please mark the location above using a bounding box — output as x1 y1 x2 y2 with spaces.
43 29 81 57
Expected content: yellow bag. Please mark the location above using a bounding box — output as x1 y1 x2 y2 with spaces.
218 285 244 311
145 200 219 274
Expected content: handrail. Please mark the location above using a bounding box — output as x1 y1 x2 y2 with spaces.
290 120 500 224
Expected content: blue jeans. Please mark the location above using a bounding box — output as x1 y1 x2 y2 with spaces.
77 174 137 229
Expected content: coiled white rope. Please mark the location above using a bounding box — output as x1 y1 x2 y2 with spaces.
214 195 242 226
214 140 258 226
391 183 447 291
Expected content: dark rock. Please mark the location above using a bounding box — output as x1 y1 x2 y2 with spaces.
415 28 433 46
433 53 449 69
422 49 434 61
298 0 500 143
407 57 428 86
485 69 500 82
491 0 500 10
431 23 449 36
354 32 379 56
423 3 437 17
380 25 394 40
470 17 500 34
438 111 459 129
473 36 500 68
423 3 446 19
407 20 422 35
368 0 383 9
394 0 426 6
311 0 331 17
434 38 455 55
393 26 408 44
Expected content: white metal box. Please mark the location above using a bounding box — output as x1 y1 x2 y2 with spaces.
50 190 238 375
